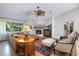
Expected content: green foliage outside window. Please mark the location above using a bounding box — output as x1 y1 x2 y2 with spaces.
6 22 23 32
33 24 49 29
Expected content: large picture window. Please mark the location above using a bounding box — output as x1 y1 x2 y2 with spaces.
6 22 23 32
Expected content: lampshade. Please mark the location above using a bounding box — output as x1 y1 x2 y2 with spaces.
22 25 31 32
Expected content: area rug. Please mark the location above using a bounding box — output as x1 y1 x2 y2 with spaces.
35 37 54 56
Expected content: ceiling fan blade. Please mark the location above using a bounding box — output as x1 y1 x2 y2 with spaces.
20 10 35 16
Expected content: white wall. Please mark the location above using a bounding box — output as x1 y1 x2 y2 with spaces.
54 8 79 37
52 17 64 37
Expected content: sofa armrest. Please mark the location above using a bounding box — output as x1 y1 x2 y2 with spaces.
9 35 16 51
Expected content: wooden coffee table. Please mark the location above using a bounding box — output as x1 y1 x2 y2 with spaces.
15 35 35 56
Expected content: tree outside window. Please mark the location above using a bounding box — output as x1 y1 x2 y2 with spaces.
6 22 23 32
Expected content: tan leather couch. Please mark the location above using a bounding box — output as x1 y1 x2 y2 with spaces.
9 34 16 51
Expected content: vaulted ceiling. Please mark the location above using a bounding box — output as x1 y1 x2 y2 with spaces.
0 3 78 21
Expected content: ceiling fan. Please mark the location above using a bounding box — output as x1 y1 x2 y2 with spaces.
21 6 45 17
34 6 45 17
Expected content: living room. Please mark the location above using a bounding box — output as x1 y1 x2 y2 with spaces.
0 3 79 56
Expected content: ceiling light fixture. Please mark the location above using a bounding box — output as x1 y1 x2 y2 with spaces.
34 6 45 17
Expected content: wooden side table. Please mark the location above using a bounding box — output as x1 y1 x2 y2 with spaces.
16 35 35 56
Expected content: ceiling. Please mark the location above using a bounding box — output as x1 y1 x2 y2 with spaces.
0 3 78 21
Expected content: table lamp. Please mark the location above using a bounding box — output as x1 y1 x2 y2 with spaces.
22 23 31 34
21 23 32 40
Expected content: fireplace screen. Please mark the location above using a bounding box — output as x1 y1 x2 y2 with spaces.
36 30 42 34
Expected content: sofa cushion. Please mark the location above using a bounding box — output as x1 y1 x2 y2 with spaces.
58 38 68 43
66 34 74 43
42 38 56 47
55 43 72 53
59 35 74 44
11 32 24 38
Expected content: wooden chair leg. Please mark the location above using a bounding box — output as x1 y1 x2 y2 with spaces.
54 49 55 54
69 54 71 56
70 51 72 56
